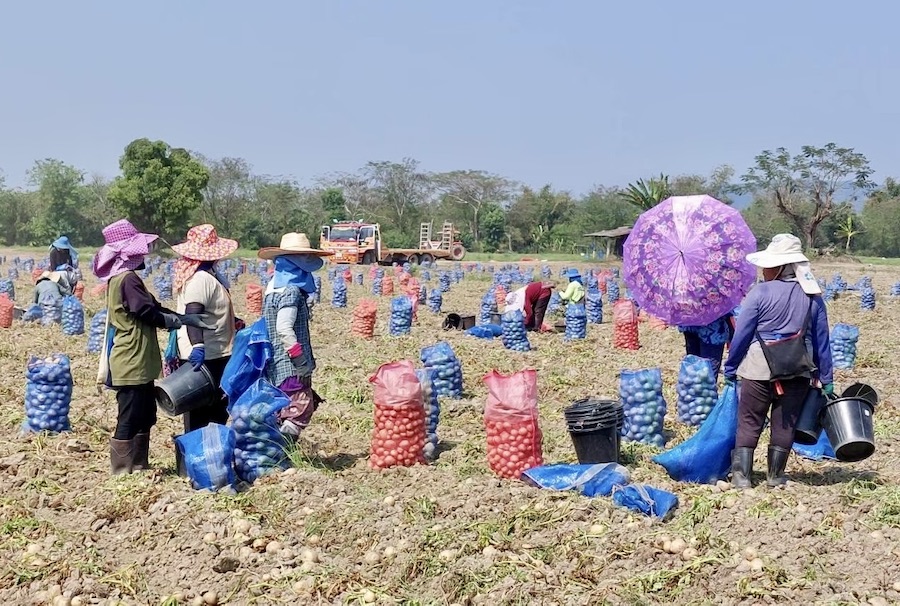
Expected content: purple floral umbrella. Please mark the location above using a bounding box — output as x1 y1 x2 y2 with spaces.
623 195 757 327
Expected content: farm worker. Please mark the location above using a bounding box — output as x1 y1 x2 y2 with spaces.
32 271 67 304
559 269 585 305
520 281 554 332
723 234 833 489
171 224 240 433
677 312 735 381
258 233 333 437
93 219 214 475
49 235 80 290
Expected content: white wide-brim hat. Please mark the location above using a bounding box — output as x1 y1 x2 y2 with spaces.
745 234 809 269
258 233 334 260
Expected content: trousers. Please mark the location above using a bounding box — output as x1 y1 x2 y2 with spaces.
736 377 808 450
114 382 158 440
526 294 551 331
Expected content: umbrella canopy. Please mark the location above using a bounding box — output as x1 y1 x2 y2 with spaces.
623 195 757 327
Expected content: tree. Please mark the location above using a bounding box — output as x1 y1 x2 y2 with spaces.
108 138 210 238
363 159 432 247
860 178 900 257
834 214 862 253
669 165 736 203
320 188 346 223
27 159 86 244
506 185 574 252
739 143 874 250
621 174 671 210
196 156 256 237
432 170 515 247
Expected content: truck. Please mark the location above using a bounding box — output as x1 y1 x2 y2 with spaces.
319 221 466 265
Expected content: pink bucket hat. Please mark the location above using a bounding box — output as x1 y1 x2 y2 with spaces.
92 220 159 282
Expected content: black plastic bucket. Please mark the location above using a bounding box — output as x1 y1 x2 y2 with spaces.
820 395 876 463
794 388 826 445
155 363 216 417
564 398 622 464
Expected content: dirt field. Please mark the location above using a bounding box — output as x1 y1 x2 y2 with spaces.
0 252 898 606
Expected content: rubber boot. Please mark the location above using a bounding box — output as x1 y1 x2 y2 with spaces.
109 438 134 475
131 433 151 471
731 447 754 489
766 445 789 488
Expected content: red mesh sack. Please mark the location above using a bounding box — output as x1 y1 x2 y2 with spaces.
90 283 107 298
399 272 411 288
613 300 640 350
382 276 394 296
343 269 352 284
483 369 543 479
32 268 44 283
246 283 263 316
73 282 85 301
369 264 378 280
494 284 508 309
351 299 378 339
0 294 13 328
369 361 427 469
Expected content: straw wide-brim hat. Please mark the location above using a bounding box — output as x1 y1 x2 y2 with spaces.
258 233 334 260
745 233 809 269
171 224 239 261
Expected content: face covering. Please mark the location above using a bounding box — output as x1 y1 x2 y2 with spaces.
272 255 323 293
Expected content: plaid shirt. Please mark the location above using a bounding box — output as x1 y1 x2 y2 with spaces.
264 286 315 386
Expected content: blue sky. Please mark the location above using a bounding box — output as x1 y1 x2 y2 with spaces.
1 1 898 195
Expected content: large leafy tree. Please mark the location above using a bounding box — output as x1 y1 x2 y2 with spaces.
860 178 900 257
27 159 86 244
739 143 874 250
506 185 574 252
195 155 256 237
669 165 736 203
432 170 514 247
109 138 209 238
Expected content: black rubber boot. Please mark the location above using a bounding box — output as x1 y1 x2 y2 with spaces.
767 445 790 488
131 433 151 471
109 438 134 475
731 447 754 489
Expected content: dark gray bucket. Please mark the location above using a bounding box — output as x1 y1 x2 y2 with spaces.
820 392 876 463
794 389 826 446
155 363 216 417
564 398 623 464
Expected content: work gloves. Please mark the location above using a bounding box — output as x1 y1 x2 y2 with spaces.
188 346 206 371
162 313 215 331
287 343 304 369
823 383 835 396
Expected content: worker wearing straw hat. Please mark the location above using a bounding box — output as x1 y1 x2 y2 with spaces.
258 233 333 437
93 219 214 475
723 234 833 489
171 224 240 433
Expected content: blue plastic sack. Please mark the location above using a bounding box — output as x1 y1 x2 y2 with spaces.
612 484 679 518
228 378 290 483
221 318 273 404
792 431 836 461
466 324 503 339
522 463 630 498
175 423 238 491
653 383 738 484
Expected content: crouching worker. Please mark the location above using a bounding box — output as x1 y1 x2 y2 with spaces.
258 233 332 438
559 269 585 306
93 219 214 475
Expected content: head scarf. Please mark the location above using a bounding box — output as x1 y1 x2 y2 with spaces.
777 263 822 295
173 258 203 295
270 254 324 294
50 236 79 269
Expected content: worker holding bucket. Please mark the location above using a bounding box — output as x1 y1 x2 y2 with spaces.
723 234 833 489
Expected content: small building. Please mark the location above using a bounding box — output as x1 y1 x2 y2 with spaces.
584 226 633 259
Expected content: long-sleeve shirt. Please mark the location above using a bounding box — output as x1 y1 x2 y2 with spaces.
723 280 832 384
559 281 585 304
523 282 551 326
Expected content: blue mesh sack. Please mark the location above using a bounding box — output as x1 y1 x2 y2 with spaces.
22 354 73 434
653 383 738 483
421 342 463 399
586 288 603 324
501 309 531 352
416 368 441 460
86 309 108 353
619 368 667 447
565 302 586 340
0 278 14 300
427 289 443 313
389 296 413 336
228 378 290 483
831 323 860 369
331 279 348 308
675 355 718 426
61 295 85 336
